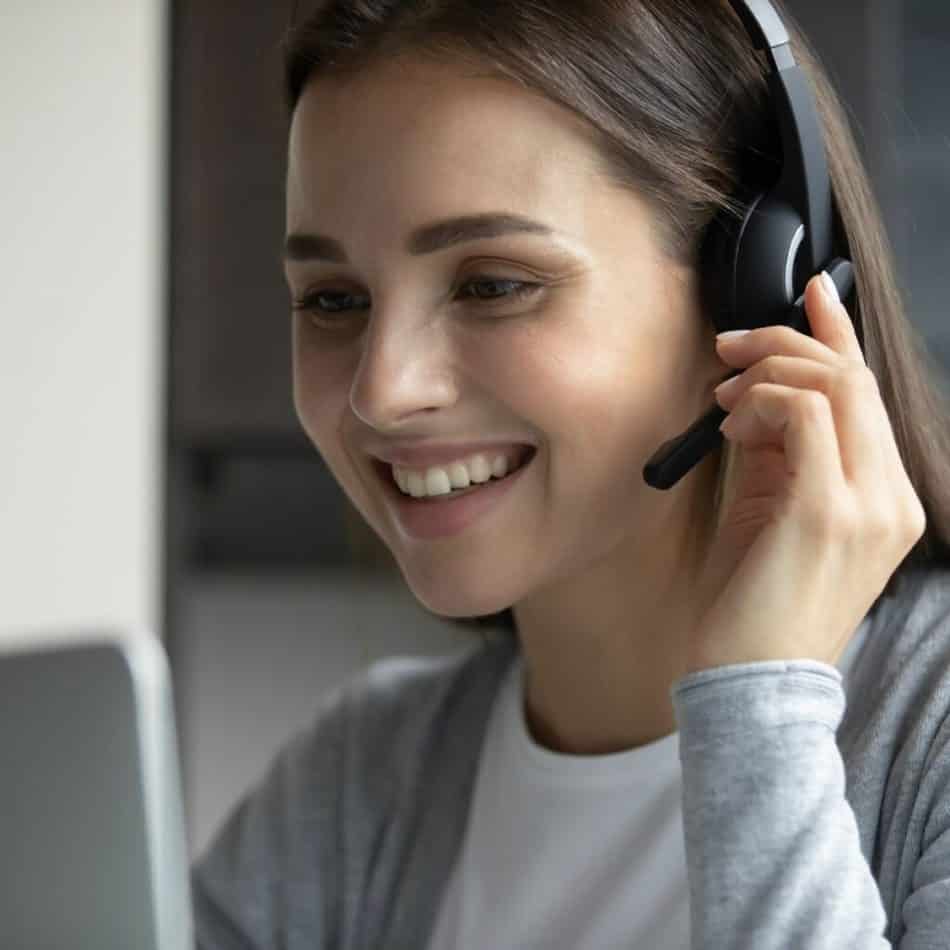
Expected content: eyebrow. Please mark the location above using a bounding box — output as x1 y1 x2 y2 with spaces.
282 212 557 264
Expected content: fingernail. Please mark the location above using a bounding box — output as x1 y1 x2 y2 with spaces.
717 330 751 341
820 270 840 304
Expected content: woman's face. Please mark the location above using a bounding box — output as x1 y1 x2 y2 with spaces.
285 54 727 619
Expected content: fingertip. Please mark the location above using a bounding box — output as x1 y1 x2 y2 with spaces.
819 270 841 306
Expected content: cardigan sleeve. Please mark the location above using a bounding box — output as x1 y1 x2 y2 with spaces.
898 704 950 947
670 659 929 948
186 644 494 950
189 679 350 950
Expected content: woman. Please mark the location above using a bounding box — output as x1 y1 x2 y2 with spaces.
191 1 950 946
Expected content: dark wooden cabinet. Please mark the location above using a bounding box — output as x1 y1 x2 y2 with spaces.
171 0 300 444
168 0 376 573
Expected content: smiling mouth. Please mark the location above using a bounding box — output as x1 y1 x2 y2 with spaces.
371 447 537 501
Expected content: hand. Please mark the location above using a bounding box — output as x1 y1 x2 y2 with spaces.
681 272 926 677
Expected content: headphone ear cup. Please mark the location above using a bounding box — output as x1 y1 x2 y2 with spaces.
699 182 766 335
700 187 809 334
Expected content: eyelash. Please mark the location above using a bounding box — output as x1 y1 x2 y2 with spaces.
291 276 543 327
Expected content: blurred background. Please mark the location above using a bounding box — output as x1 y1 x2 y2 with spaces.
1 0 947 860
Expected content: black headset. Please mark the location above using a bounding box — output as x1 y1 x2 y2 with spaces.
644 0 857 489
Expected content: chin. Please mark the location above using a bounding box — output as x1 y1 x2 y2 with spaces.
411 585 512 621
395 558 519 620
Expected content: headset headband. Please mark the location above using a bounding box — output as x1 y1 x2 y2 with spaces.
726 0 832 280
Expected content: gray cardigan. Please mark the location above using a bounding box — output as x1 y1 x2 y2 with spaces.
191 564 950 948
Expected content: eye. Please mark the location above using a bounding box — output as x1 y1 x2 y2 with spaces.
292 276 543 329
457 277 542 303
291 289 370 316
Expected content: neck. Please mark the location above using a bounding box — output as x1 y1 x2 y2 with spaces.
511 452 720 756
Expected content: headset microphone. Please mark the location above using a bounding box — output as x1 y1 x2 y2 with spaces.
642 0 857 490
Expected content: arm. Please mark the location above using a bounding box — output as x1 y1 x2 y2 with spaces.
899 703 950 947
670 660 950 949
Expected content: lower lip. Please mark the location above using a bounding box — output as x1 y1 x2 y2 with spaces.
375 450 536 541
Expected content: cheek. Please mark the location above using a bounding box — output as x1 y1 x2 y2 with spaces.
509 319 656 449
510 325 677 532
292 327 352 446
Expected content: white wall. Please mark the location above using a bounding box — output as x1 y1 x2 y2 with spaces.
0 2 166 642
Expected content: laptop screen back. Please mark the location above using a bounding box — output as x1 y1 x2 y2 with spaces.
0 630 193 949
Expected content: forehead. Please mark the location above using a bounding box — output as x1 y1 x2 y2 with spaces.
285 55 608 232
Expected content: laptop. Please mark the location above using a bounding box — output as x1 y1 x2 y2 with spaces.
0 627 194 949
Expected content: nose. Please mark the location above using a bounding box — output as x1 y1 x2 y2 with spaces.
348 313 459 431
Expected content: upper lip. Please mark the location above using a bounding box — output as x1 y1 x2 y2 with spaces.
367 440 537 469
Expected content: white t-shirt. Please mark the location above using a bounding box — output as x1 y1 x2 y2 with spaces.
427 623 870 950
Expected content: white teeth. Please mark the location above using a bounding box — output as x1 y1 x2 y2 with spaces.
392 451 520 498
425 469 452 497
469 455 492 484
447 462 470 489
407 472 427 498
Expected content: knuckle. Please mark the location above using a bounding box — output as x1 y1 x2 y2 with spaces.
759 354 785 385
849 361 879 393
772 326 799 348
903 499 928 545
798 389 830 422
866 509 895 544
836 498 863 536
868 500 924 550
802 494 852 540
792 485 854 539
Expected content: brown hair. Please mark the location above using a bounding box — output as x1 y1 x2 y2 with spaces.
281 0 950 640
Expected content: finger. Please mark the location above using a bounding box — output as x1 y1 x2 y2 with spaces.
717 323 844 371
715 355 886 484
716 274 864 371
804 272 867 366
721 382 847 497
824 361 896 488
715 355 828 411
802 277 910 497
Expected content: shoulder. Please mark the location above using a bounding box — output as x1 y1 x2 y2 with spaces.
859 564 950 684
190 633 519 931
239 632 519 815
349 633 515 714
844 563 950 742
318 632 518 752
